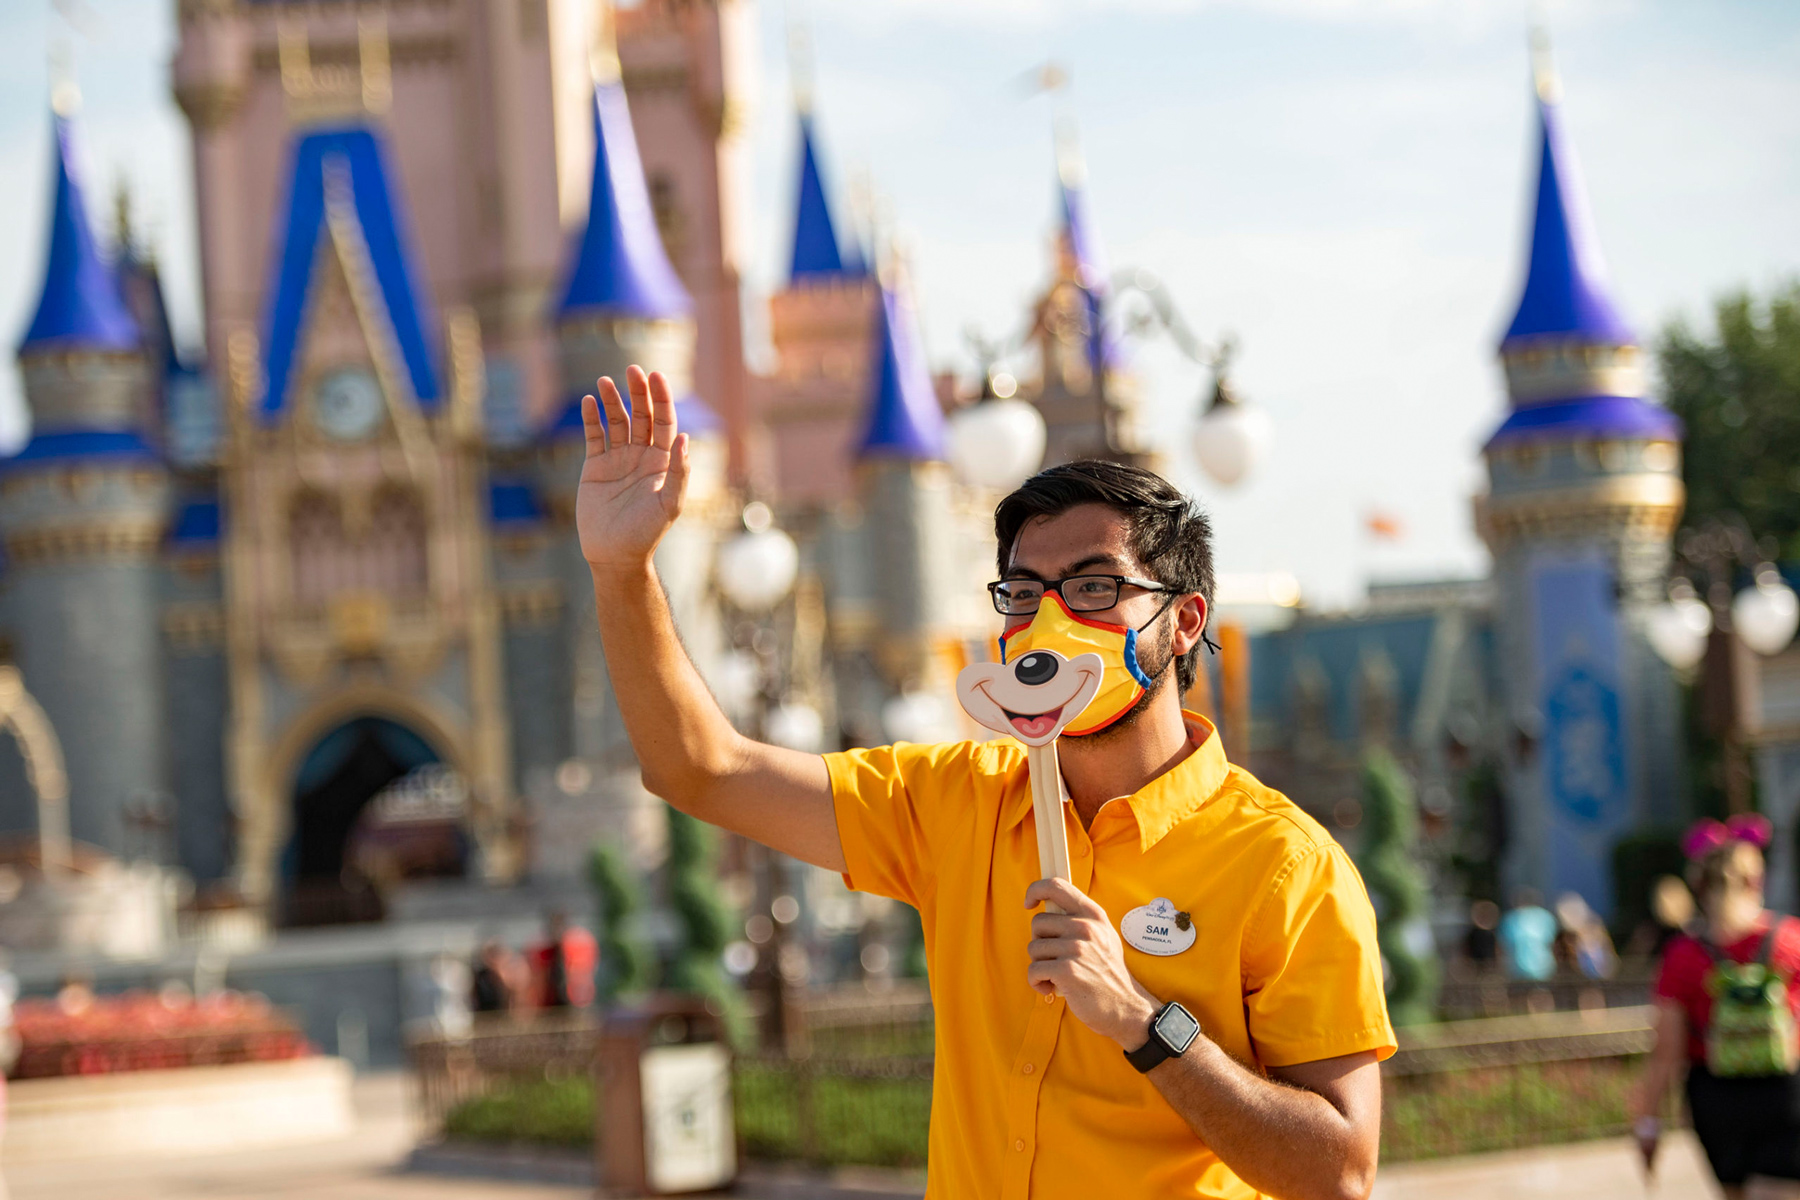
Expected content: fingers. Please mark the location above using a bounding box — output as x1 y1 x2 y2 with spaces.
626 365 653 447
598 377 630 445
1025 877 1100 918
1027 960 1067 995
647 370 678 451
660 433 692 518
1030 912 1076 940
581 393 607 457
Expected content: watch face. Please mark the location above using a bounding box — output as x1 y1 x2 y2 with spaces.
313 366 384 441
1155 1003 1201 1054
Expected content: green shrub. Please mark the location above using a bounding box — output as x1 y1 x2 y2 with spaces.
442 1075 595 1147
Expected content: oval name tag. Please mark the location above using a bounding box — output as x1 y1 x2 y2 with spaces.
1121 897 1196 957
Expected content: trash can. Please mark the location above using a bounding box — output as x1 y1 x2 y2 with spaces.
596 994 736 1196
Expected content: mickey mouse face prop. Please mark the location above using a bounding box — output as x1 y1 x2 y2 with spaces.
956 648 1106 748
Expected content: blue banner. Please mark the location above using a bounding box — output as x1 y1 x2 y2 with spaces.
1531 555 1630 917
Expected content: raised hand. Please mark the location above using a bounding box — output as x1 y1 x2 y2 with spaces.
575 366 691 574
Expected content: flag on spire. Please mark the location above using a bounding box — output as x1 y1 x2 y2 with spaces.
858 287 945 460
18 114 138 355
556 81 692 321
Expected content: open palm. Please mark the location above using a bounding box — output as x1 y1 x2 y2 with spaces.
575 366 691 572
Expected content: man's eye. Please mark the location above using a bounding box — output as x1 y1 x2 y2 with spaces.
1074 579 1111 595
1007 583 1043 598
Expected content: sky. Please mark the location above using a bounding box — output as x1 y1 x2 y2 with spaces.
2 0 1798 609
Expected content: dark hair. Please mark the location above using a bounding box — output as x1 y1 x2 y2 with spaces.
993 460 1215 694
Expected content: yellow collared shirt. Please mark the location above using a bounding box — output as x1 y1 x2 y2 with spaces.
825 713 1396 1199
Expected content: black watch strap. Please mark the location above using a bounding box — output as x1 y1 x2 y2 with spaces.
1123 1001 1198 1074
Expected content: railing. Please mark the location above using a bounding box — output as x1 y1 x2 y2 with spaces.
1380 1005 1678 1161
406 988 1676 1168
409 1012 598 1134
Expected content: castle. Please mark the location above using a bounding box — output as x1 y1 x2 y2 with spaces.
0 0 1148 928
1248 42 1686 918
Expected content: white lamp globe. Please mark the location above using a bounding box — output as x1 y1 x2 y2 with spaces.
716 502 799 613
1193 380 1271 488
765 703 825 753
1646 590 1712 670
949 395 1046 491
1733 570 1800 657
881 692 957 745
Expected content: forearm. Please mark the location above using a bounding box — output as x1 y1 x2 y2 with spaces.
1147 1038 1375 1200
588 562 843 869
590 561 742 795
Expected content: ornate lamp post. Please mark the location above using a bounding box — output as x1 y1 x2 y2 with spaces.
1647 517 1800 812
713 500 810 1051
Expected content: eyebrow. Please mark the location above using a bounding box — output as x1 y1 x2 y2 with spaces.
1003 553 1128 581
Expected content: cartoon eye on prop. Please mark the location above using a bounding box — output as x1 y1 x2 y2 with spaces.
956 648 1104 913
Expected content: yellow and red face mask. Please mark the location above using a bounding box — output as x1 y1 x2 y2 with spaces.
997 592 1159 737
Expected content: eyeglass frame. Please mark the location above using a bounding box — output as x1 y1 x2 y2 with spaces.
986 573 1172 617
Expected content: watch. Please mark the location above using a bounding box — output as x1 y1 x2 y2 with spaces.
1124 1001 1201 1074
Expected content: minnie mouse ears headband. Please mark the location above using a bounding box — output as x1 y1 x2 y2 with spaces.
1682 814 1773 861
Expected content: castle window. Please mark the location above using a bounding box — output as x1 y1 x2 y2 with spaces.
367 486 429 599
289 491 346 613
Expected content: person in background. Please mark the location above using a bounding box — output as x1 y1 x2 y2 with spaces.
533 911 599 1010
1555 892 1618 981
1464 899 1501 973
1498 888 1558 983
1632 815 1800 1198
471 939 523 1015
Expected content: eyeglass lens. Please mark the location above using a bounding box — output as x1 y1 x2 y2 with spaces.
992 576 1121 614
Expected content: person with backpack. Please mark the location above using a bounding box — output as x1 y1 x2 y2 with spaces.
1631 814 1800 1198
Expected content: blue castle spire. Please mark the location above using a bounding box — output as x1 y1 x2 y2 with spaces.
789 113 865 283
1486 46 1679 450
556 80 692 321
260 125 441 422
1501 70 1632 350
858 285 945 460
18 113 138 355
1056 131 1123 376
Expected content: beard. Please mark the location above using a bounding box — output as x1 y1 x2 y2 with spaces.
1073 610 1177 742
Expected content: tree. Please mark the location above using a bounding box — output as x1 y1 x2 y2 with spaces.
663 806 747 1041
1660 282 1800 558
1357 748 1439 1027
588 841 654 1004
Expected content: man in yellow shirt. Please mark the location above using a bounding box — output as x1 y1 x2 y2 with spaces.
576 367 1395 1200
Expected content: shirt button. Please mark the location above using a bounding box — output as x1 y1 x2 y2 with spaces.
1021 1062 1034 1075
1075 841 1090 857
1044 992 1057 1004
1014 1139 1026 1152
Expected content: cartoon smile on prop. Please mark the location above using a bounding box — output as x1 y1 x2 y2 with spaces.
955 648 1104 748
956 590 1162 912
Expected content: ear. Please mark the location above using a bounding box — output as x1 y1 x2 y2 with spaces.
1171 592 1208 657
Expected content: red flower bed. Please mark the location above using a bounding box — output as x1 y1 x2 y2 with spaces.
9 990 313 1080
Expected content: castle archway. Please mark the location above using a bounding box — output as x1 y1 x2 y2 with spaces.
278 712 468 926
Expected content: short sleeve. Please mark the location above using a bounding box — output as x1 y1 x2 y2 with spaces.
1241 842 1397 1069
825 741 977 911
1652 937 1706 1007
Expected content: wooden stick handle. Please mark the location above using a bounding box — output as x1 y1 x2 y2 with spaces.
1026 742 1073 914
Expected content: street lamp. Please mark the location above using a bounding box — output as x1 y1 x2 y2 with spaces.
1110 273 1272 489
715 501 799 613
948 369 1047 491
1647 517 1800 812
1192 351 1272 489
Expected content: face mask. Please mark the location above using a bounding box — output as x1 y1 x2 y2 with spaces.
997 591 1164 737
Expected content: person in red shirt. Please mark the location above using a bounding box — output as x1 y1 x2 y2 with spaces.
1632 815 1800 1198
531 911 599 1010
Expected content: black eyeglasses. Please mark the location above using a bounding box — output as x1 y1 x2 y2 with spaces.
988 574 1170 616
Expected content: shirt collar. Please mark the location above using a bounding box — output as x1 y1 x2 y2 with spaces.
1001 711 1232 853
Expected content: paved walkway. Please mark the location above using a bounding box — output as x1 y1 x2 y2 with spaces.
2 1068 1725 1200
